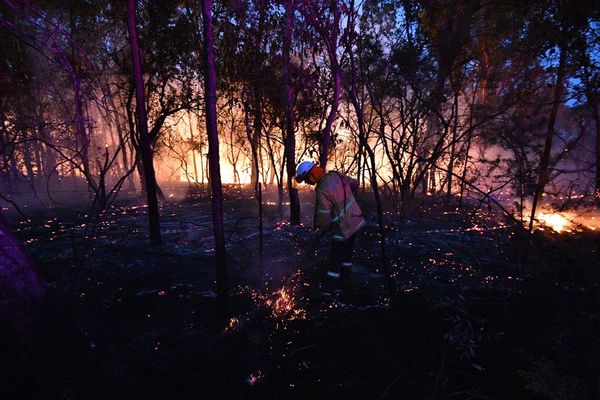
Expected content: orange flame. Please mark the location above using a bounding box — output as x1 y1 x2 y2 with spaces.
536 212 572 233
265 287 307 321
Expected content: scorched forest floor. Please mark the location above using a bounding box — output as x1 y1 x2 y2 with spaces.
2 186 600 400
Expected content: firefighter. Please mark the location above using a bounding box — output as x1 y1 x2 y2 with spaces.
295 161 365 279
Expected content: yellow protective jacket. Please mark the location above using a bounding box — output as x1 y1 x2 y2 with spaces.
314 171 365 241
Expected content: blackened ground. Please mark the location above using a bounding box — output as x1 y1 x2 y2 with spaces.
2 186 599 399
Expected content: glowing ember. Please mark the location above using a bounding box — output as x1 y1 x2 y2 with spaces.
246 370 264 386
224 317 240 333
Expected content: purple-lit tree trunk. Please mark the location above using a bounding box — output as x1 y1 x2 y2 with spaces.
201 0 228 302
0 213 46 341
283 0 300 225
127 0 162 245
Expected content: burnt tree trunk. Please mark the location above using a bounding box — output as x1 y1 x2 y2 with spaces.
528 45 566 233
344 0 396 299
108 95 136 189
127 0 162 245
321 65 341 170
196 114 206 186
244 105 264 260
248 1 267 190
201 0 228 302
351 96 396 300
446 90 459 201
591 96 600 205
300 1 341 170
187 110 200 184
283 0 300 224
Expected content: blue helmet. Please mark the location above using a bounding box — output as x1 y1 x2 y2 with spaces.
295 161 315 182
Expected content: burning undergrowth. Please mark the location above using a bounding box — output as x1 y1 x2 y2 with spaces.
221 278 310 335
260 284 308 322
230 270 308 332
517 199 600 234
531 209 598 233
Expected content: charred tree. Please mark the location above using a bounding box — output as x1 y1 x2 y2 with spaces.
349 92 396 300
243 100 264 260
187 110 200 184
201 0 228 303
283 0 301 225
528 44 567 233
127 0 162 245
343 0 396 300
446 90 460 202
594 97 600 205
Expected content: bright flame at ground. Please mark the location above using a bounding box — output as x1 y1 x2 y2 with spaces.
520 204 600 234
536 212 571 233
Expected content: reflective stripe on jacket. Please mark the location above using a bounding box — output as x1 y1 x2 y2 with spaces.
314 172 365 241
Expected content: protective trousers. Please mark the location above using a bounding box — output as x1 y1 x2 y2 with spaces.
327 233 357 278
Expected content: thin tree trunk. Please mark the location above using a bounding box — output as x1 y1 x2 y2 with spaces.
458 106 475 209
187 110 200 184
127 0 161 245
528 45 566 233
40 131 57 185
283 0 300 224
196 114 206 186
321 67 341 169
109 95 135 189
201 0 228 303
244 103 264 261
446 91 459 201
301 1 341 170
344 1 396 299
22 140 35 185
125 83 144 193
591 98 600 205
250 107 262 189
247 1 267 189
